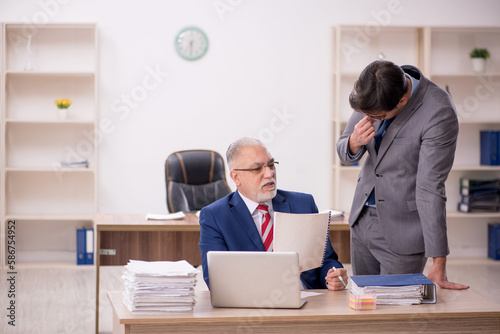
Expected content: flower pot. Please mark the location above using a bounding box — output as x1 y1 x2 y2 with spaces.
472 58 487 73
58 108 68 120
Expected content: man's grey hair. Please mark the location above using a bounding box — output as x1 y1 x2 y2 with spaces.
226 137 266 169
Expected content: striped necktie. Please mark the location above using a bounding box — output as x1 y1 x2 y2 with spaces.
257 204 273 252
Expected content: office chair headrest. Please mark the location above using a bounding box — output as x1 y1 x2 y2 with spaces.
166 150 226 185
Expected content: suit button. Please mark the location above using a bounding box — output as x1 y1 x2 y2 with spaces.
375 173 381 178
364 192 368 197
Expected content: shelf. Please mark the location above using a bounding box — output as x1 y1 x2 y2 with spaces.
6 119 94 124
458 119 500 124
15 262 95 269
333 25 423 75
4 23 96 72
5 167 95 173
430 72 500 78
5 122 95 168
5 74 95 121
447 211 500 219
451 165 500 171
4 214 95 221
6 70 95 77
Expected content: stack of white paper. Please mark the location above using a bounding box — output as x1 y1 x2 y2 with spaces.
351 283 424 305
122 260 200 314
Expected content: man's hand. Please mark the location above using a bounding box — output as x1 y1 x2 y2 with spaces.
325 267 348 291
348 116 376 155
427 256 470 290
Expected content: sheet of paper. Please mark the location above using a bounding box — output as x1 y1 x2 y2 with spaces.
301 291 324 298
146 212 186 220
319 209 344 218
273 212 331 272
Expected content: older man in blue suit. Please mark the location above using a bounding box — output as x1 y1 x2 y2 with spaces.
199 137 347 290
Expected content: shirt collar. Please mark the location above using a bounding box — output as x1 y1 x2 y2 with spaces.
237 191 274 214
404 72 419 98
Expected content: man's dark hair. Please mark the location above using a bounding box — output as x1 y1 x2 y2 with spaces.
349 60 408 114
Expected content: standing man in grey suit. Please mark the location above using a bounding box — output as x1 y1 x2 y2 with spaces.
337 60 469 290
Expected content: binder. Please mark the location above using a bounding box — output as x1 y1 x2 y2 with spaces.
488 223 500 260
76 228 86 265
480 131 499 165
459 178 500 196
458 201 500 213
85 228 94 265
461 194 500 205
350 273 437 304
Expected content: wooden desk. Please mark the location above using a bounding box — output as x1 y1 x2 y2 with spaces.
108 289 500 334
96 213 200 334
96 213 351 333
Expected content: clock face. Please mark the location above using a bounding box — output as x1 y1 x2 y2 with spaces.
175 27 208 61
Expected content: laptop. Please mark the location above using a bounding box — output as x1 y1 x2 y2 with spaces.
207 251 306 309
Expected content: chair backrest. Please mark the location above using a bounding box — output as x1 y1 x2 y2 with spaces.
165 150 231 213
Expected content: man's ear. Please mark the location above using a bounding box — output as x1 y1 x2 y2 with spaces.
230 170 240 186
398 95 408 108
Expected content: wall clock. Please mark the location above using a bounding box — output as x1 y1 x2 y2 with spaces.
175 27 209 61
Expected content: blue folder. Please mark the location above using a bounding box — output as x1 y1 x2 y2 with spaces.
76 228 86 265
480 131 499 166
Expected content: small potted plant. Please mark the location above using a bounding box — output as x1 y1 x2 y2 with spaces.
54 98 72 119
470 48 490 73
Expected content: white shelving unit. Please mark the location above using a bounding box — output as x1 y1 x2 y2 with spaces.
332 25 500 257
1 23 98 267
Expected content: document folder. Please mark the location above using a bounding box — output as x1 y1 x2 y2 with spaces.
76 228 86 265
350 273 437 304
85 228 94 265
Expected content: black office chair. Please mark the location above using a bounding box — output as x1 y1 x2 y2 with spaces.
165 150 231 213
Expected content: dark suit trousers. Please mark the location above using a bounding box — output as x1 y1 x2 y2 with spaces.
351 206 427 275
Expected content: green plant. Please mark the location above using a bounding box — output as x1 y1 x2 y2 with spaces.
470 48 490 59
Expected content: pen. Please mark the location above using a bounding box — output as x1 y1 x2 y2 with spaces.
332 266 347 289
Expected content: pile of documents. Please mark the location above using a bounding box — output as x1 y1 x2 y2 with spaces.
349 273 437 306
122 260 200 314
351 283 424 305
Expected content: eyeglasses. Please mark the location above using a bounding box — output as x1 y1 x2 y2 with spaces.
365 113 387 121
233 162 279 174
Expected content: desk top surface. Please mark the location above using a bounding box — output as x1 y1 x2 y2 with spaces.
96 213 349 231
96 213 200 231
108 288 500 326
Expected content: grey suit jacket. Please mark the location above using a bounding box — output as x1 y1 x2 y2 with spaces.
336 65 458 258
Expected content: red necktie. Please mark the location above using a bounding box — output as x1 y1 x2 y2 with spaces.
257 204 273 252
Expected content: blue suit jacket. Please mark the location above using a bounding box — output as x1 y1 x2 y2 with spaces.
199 189 343 289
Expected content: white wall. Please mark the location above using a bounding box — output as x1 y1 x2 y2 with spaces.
1 0 499 214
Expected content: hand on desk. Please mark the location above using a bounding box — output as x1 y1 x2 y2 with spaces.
325 267 349 291
427 256 470 290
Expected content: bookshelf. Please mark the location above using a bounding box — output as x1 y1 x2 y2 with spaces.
332 25 500 257
1 23 98 267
